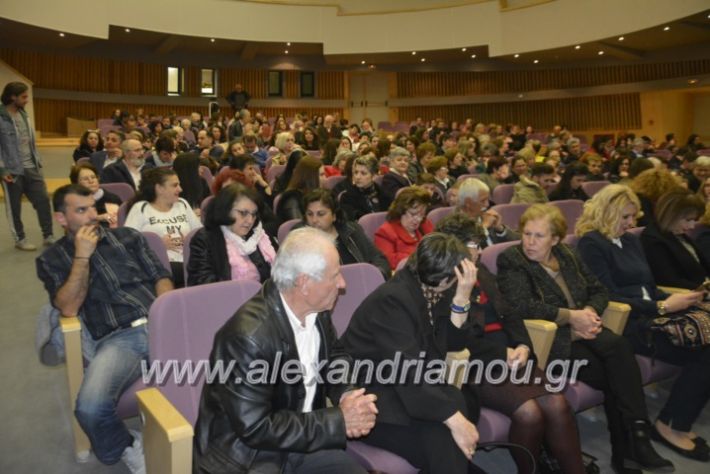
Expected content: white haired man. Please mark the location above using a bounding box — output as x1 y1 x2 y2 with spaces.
193 227 377 473
455 178 519 248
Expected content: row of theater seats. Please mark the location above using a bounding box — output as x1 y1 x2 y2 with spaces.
60 233 685 473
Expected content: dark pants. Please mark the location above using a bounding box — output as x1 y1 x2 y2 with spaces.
630 329 710 432
569 328 647 460
250 449 366 474
2 166 53 241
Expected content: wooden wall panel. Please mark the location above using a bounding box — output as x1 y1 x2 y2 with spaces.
316 71 345 99
398 94 642 131
33 98 342 134
395 60 710 97
218 69 268 99
284 70 299 98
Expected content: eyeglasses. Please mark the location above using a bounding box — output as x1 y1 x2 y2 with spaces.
466 241 481 250
232 208 258 219
404 209 426 220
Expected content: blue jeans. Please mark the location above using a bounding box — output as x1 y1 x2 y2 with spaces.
75 324 148 464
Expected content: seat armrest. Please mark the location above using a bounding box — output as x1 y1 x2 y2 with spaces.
658 286 691 294
60 316 91 458
601 301 631 336
446 349 471 389
523 319 557 369
137 388 194 474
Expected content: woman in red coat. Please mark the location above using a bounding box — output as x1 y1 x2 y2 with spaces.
375 186 434 270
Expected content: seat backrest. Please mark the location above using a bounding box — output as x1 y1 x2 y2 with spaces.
426 206 454 226
200 196 214 224
491 184 515 204
480 240 520 275
76 157 90 165
357 211 388 242
266 164 286 183
331 263 386 337
490 203 530 230
117 201 130 227
549 199 584 234
306 150 322 159
101 182 135 203
581 180 610 198
373 175 384 187
182 227 202 285
277 218 301 244
563 234 580 248
148 280 262 426
199 166 214 188
456 173 479 183
141 231 172 273
323 175 345 190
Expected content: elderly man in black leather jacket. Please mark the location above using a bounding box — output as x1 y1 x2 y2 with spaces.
193 227 377 473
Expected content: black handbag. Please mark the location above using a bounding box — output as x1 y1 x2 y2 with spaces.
650 302 710 348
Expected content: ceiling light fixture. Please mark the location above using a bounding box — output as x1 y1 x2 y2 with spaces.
461 47 467 52
618 36 624 41
533 59 539 64
470 54 476 59
663 26 670 31
598 50 604 55
125 28 131 33
421 58 426 62
284 50 289 54
287 42 291 46
59 32 65 37
574 45 581 50
361 60 366 65
210 38 215 43
369 65 376 69
514 54 520 58
688 79 698 85
411 51 417 55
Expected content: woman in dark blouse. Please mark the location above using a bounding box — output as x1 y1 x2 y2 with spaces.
339 156 386 221
577 184 709 461
548 162 590 202
69 163 122 227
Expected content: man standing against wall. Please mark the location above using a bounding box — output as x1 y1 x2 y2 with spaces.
0 81 54 250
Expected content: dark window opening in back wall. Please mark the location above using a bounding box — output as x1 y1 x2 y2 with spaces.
268 71 283 97
300 71 315 97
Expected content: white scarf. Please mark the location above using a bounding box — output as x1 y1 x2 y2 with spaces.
221 222 266 255
92 188 105 201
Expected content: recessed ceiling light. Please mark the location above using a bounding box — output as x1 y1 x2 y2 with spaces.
533 59 539 64
618 36 624 41
470 54 476 59
284 50 289 54
210 38 215 43
361 60 366 65
461 47 467 52
574 45 581 50
688 79 698 85
287 42 291 46
421 58 426 62
663 26 670 31
368 65 376 69
411 51 417 55
59 32 65 37
598 50 604 55
514 54 520 58
125 28 131 33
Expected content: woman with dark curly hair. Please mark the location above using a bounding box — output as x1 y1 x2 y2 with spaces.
73 129 104 162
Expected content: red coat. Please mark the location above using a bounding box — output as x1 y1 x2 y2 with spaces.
374 219 434 270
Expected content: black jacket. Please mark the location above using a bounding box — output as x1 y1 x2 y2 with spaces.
497 243 609 361
380 172 411 209
275 189 304 222
99 160 154 190
341 267 506 427
193 279 354 473
338 181 386 221
640 223 710 290
186 227 277 287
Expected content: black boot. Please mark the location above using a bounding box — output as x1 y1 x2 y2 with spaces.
624 420 674 472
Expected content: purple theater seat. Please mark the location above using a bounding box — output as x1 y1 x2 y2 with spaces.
346 442 417 474
306 150 322 159
331 263 385 337
101 182 135 203
148 280 262 426
200 195 214 224
277 219 301 244
181 227 201 286
491 184 515 205
266 164 286 183
357 211 388 242
563 234 580 248
581 180 610 198
141 231 172 273
479 241 519 275
456 173 480 183
563 381 605 412
549 199 584 234
426 206 454 226
478 407 511 443
490 203 530 231
76 157 90 165
117 202 129 227
635 355 682 385
323 175 346 190
116 379 146 418
199 166 214 188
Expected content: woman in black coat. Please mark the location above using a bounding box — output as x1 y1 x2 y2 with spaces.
73 129 104 162
380 147 413 208
576 184 709 461
497 204 673 473
548 162 590 202
342 233 500 473
298 189 390 280
187 184 277 286
338 156 386 221
641 189 710 290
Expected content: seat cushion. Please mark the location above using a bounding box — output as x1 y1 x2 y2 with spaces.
346 441 418 473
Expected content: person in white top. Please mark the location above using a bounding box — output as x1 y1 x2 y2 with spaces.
124 167 202 287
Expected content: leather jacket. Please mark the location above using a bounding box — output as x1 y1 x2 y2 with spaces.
193 279 355 473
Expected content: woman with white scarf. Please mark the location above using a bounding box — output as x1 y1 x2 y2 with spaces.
187 183 277 286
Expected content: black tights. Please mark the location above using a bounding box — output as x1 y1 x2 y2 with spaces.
508 394 585 474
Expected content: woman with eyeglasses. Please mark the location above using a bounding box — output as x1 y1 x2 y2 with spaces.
186 183 277 287
375 186 434 270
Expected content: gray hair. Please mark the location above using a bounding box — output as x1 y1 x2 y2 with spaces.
271 227 335 291
567 137 580 147
456 178 489 208
633 137 645 148
120 138 141 153
695 156 710 167
389 146 409 159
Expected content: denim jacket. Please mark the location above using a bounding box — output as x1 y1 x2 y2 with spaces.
0 104 41 176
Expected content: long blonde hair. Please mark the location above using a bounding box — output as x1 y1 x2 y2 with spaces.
576 184 642 238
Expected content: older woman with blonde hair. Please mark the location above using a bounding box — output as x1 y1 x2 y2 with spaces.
498 204 674 472
629 168 684 226
271 131 296 166
576 185 709 462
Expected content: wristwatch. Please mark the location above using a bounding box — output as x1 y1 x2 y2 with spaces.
656 300 667 316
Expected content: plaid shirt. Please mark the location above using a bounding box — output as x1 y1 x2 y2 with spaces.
36 227 171 340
